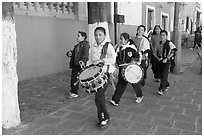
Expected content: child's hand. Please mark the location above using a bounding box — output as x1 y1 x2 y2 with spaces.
66 51 72 57
158 58 163 61
162 58 167 63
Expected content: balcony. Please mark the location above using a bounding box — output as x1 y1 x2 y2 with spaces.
13 2 76 19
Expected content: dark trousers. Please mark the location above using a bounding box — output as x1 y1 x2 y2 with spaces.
140 59 148 85
170 58 176 72
70 66 82 94
95 78 110 122
112 68 143 104
151 55 160 79
158 62 170 91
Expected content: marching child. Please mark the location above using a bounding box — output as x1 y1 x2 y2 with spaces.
86 27 116 127
132 25 150 87
66 31 90 98
109 33 143 106
150 25 162 81
155 30 177 95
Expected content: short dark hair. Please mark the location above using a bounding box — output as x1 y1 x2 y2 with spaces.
78 31 87 40
121 33 130 40
94 27 106 35
160 30 168 36
137 25 146 32
121 32 135 45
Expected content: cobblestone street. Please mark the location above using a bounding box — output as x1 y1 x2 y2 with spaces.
3 47 202 135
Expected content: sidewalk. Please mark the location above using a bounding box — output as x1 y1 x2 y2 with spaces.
3 48 202 135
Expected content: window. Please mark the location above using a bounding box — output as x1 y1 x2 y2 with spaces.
147 9 154 32
162 15 167 30
161 12 169 31
186 16 189 31
146 5 155 32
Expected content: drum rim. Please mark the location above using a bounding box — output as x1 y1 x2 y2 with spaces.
78 65 102 82
122 64 144 84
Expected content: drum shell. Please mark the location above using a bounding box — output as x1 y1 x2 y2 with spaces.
78 65 108 93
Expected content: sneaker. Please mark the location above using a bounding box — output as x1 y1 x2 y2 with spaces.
100 119 109 126
165 86 170 91
155 79 160 82
70 93 78 98
157 90 164 95
109 100 119 106
135 96 144 103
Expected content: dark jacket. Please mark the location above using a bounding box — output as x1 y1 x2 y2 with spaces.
69 40 90 68
157 40 177 62
116 43 140 66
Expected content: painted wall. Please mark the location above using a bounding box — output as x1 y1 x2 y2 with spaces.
15 15 88 81
142 2 173 31
180 2 200 32
118 2 142 26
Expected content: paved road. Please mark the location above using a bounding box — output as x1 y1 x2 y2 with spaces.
3 48 202 135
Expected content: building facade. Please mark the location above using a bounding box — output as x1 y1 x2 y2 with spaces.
13 2 201 81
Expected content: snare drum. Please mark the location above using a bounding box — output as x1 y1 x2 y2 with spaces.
78 65 108 93
122 64 143 84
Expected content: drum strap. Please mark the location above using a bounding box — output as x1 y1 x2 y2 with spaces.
106 65 110 73
100 42 113 74
100 42 110 59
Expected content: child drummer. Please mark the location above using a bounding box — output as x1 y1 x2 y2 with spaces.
109 33 144 106
86 27 116 127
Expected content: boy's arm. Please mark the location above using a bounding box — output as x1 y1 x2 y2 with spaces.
80 42 90 63
167 42 177 60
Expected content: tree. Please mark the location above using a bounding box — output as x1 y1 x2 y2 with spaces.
87 2 111 45
2 2 21 128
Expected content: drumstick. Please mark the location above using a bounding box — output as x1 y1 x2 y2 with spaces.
119 63 129 67
74 80 79 86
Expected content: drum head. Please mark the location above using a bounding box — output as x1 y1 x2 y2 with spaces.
79 66 101 81
124 64 143 83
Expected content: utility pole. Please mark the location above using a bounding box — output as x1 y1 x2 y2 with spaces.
114 2 118 44
172 2 181 74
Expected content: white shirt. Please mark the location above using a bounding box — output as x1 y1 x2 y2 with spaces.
87 40 116 73
169 41 176 50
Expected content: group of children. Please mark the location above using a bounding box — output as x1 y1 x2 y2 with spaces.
66 25 177 127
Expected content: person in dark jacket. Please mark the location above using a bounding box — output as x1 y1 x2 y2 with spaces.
154 30 177 95
109 33 143 106
66 31 90 98
192 26 202 49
